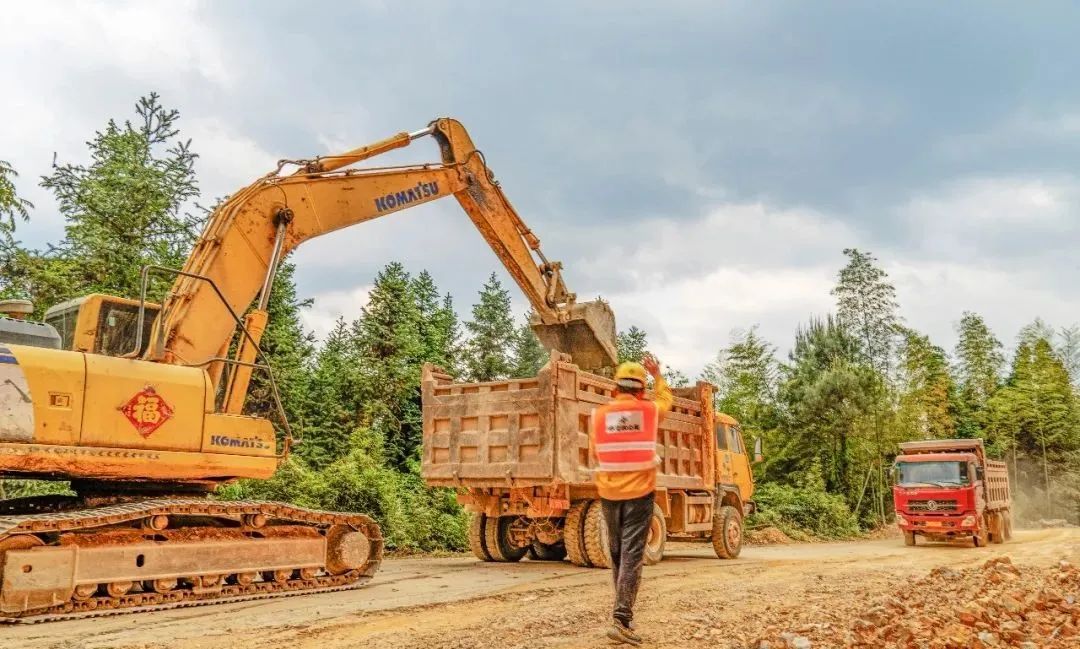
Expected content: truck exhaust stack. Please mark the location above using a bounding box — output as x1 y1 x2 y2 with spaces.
529 299 618 373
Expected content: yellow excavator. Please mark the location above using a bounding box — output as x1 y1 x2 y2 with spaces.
0 118 617 621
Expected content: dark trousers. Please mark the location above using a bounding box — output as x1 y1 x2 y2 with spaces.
601 493 654 626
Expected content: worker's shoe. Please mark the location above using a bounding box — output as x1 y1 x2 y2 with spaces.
606 620 642 646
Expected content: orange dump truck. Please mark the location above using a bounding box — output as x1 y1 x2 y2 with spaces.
893 439 1012 547
421 354 757 567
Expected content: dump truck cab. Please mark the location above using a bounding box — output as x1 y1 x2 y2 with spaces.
714 412 756 514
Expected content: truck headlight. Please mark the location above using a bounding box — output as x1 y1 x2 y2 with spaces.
895 514 907 526
961 516 976 527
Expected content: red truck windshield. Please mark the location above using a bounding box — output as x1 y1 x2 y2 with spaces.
895 461 969 487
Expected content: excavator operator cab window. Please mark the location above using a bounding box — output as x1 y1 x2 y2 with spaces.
95 301 158 356
45 295 159 356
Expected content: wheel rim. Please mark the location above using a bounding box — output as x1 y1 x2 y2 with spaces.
726 518 741 549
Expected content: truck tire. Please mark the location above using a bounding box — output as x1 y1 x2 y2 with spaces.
643 503 667 566
484 516 528 562
468 513 493 561
711 505 743 559
529 540 568 561
990 512 1005 544
1003 511 1013 541
563 501 592 567
903 530 916 546
973 516 990 547
584 499 611 569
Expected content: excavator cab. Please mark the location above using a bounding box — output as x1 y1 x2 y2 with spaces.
44 294 160 356
529 300 618 372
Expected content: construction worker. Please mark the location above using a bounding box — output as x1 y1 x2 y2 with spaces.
591 353 673 646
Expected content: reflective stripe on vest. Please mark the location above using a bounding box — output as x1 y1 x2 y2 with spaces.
592 398 659 473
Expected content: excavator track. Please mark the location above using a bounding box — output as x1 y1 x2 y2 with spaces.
0 498 383 623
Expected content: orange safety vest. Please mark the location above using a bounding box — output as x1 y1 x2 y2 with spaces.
592 398 659 472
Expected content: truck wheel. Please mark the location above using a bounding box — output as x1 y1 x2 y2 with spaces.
1003 511 1013 540
484 516 528 562
584 499 611 569
711 505 743 559
990 513 1005 544
529 540 568 561
973 517 990 547
643 503 667 566
903 530 916 546
563 501 592 567
468 513 493 561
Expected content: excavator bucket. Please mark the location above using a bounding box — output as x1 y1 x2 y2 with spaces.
530 300 618 373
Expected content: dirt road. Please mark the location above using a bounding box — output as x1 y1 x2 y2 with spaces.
7 528 1077 649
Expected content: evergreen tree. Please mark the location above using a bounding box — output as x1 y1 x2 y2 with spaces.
663 365 691 388
510 316 547 378
988 338 1080 516
245 260 314 428
1058 325 1080 388
776 316 880 506
1017 318 1056 349
352 262 425 468
831 248 899 375
299 319 357 468
953 312 1005 438
39 93 201 302
700 326 781 434
0 159 32 231
412 271 459 371
895 328 957 440
616 326 649 363
462 272 515 381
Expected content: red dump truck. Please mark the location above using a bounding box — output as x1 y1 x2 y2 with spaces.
420 355 758 567
892 439 1012 547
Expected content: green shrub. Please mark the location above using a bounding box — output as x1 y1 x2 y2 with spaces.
747 481 860 539
217 428 467 552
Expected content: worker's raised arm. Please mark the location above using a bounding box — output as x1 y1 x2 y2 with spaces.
643 354 674 413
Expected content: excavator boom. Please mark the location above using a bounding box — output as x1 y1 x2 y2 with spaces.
151 118 616 382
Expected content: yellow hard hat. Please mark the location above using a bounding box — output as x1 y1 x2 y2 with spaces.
614 362 647 389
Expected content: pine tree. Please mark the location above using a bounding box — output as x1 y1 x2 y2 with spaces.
412 271 459 371
700 326 780 433
0 160 32 231
510 317 547 378
617 326 649 364
245 260 314 431
953 312 1005 439
39 93 201 302
663 366 691 388
462 273 515 381
896 328 957 440
352 262 425 468
988 339 1079 516
776 316 880 508
831 249 900 375
299 318 357 468
1058 325 1080 388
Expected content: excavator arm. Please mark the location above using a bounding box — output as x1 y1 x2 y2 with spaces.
148 118 616 409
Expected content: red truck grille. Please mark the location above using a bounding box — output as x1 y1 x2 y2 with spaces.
907 499 958 512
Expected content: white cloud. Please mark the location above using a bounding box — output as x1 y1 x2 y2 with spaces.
301 284 373 341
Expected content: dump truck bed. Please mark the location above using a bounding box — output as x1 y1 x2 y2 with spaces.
421 355 714 490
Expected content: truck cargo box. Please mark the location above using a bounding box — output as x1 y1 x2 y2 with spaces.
421 354 714 492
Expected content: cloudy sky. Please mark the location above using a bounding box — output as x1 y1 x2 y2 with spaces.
3 1 1078 375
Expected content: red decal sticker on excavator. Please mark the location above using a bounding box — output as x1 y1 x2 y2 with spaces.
121 387 174 438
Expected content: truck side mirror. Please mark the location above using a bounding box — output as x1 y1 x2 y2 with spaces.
975 466 984 481
753 437 764 464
